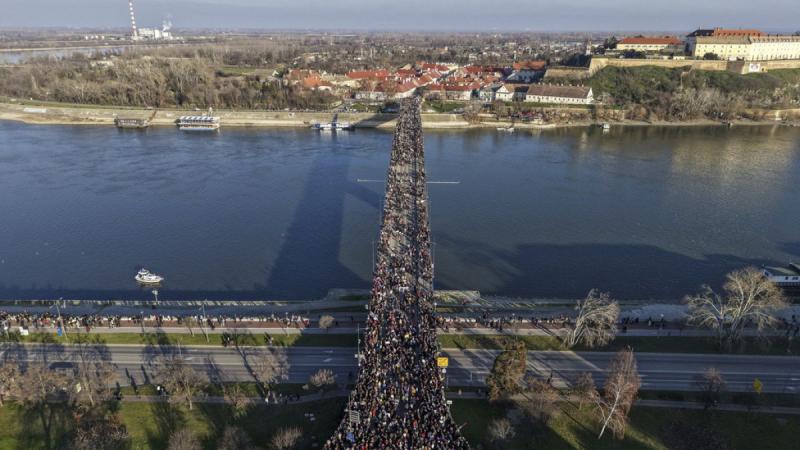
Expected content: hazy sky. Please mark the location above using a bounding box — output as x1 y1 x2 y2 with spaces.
1 0 799 32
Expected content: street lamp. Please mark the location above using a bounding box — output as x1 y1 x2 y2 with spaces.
152 289 159 307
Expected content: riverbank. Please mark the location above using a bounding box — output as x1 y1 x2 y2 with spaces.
1 100 796 130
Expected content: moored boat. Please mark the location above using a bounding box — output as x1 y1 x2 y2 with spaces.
135 268 164 285
177 115 220 131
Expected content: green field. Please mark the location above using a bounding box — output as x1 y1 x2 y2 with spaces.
5 330 799 356
1 331 357 347
451 399 800 450
1 398 798 449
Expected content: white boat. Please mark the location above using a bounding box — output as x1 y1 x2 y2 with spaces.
312 121 353 131
135 268 164 285
763 264 800 287
602 122 611 131
177 115 220 131
496 126 515 133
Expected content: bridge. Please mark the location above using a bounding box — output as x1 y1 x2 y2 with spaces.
325 97 469 449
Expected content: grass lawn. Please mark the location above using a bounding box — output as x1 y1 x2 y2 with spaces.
450 399 800 450
4 331 357 347
439 334 800 356
2 397 800 449
6 331 799 356
0 398 346 450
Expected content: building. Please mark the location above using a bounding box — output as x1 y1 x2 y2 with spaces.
525 85 593 105
692 37 750 60
686 28 763 58
691 34 800 61
507 60 547 83
495 84 529 102
617 36 684 53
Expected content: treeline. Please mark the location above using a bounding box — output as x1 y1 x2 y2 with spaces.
0 54 337 110
583 66 800 121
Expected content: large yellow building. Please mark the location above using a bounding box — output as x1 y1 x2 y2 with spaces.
688 28 800 61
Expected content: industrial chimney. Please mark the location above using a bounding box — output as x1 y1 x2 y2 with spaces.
128 0 138 40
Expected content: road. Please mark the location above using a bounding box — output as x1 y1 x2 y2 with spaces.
2 344 798 394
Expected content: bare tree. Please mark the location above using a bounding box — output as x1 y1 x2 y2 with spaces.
685 267 787 350
308 368 336 394
271 426 303 450
318 315 335 332
72 338 115 409
488 418 515 444
565 290 619 349
68 415 130 450
572 372 596 410
0 359 20 406
594 348 640 439
218 426 255 450
182 316 197 337
519 375 560 426
249 347 289 396
694 368 726 412
17 363 74 450
153 348 206 410
167 428 202 450
223 383 251 419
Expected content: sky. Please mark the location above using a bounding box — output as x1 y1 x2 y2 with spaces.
1 0 799 32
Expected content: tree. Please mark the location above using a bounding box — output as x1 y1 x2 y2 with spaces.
694 368 725 412
685 267 787 350
0 359 19 406
308 368 336 395
167 428 202 450
72 337 115 409
249 347 289 397
519 375 560 426
318 315 335 332
703 53 720 60
223 383 251 419
565 290 619 349
218 426 255 450
594 348 640 439
572 372 596 410
68 415 130 450
152 349 205 410
485 339 527 401
270 426 302 450
17 363 75 450
488 418 515 444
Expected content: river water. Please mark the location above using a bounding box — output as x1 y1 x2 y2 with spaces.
1 121 798 301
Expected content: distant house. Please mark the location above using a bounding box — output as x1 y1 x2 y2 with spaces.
346 69 391 80
525 85 593 105
393 82 418 99
508 60 547 83
617 37 684 53
443 83 479 101
495 84 529 102
478 84 502 102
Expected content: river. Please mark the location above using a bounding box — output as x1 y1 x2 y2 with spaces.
0 121 798 301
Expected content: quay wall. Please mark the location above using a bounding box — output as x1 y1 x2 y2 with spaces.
589 57 800 75
0 102 475 129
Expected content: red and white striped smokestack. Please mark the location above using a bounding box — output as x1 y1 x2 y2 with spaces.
128 0 138 39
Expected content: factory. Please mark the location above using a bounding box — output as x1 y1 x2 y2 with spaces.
127 0 177 41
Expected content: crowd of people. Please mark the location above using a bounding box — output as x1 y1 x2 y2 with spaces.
326 98 469 449
0 309 310 334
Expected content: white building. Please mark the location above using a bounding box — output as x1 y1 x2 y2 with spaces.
525 85 593 105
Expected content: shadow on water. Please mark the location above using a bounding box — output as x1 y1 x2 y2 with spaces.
435 236 774 300
261 131 381 298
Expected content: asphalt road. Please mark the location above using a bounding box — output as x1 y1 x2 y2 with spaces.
2 344 799 394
